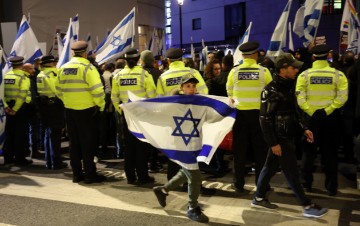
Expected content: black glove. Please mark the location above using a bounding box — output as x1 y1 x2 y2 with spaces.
312 109 327 122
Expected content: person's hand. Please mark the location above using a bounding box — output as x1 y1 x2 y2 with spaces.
5 107 16 115
304 129 314 143
271 144 282 156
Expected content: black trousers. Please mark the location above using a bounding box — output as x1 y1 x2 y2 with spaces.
65 107 99 179
232 109 268 189
256 138 311 206
40 99 64 166
301 111 340 192
123 122 150 182
4 103 29 162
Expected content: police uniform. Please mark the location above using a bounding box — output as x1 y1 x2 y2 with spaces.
56 41 105 183
226 41 273 191
296 44 348 196
3 56 32 165
37 55 67 169
111 48 157 184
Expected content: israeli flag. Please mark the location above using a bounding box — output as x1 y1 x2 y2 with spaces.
0 50 5 152
57 17 74 68
233 21 252 66
0 45 11 74
190 36 195 62
303 0 324 47
72 14 79 42
340 0 360 54
267 0 292 57
95 7 135 65
121 94 236 170
56 33 64 57
93 29 110 53
86 33 94 55
3 15 43 73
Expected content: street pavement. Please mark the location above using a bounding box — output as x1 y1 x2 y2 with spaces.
0 148 359 226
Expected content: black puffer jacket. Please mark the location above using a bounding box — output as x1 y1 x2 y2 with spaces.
259 74 308 147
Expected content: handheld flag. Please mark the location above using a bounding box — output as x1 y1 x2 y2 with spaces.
288 22 294 51
340 0 360 54
56 33 64 57
302 0 324 47
95 7 135 64
3 15 43 73
86 33 94 55
57 18 74 68
199 39 207 71
191 36 195 62
93 29 110 53
121 94 236 170
0 50 5 152
72 14 79 41
233 21 252 66
267 0 292 57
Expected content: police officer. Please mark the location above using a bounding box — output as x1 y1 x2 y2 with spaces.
111 48 157 185
56 41 106 184
226 41 272 192
37 55 67 169
296 44 348 196
157 48 208 181
3 56 33 165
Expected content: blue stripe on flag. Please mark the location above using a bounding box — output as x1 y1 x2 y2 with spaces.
25 49 43 64
199 145 212 158
139 95 236 118
131 131 146 139
119 11 135 29
100 37 133 62
15 22 29 40
160 148 200 164
268 41 281 51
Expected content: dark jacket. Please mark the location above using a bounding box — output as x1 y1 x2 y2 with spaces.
259 74 308 147
206 71 228 97
143 66 162 86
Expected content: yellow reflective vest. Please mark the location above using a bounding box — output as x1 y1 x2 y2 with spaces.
296 60 348 116
156 61 208 96
4 68 30 111
56 57 105 111
226 58 273 110
111 65 156 113
37 67 58 97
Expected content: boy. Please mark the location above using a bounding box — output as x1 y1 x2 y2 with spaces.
153 73 209 223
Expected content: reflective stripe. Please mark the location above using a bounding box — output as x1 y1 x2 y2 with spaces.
234 86 263 92
196 84 207 91
308 100 332 106
61 88 89 92
120 90 145 95
236 97 260 102
162 69 190 76
89 83 103 91
307 90 335 96
92 92 104 98
59 79 87 84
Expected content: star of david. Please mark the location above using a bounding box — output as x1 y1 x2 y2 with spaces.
172 109 201 145
111 35 122 48
0 100 6 123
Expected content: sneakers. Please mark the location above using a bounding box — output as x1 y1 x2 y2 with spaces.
303 204 328 218
186 206 209 223
251 198 278 209
153 186 168 207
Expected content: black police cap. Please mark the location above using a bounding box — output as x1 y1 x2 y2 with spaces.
124 48 140 59
41 55 56 65
9 56 24 65
311 44 331 57
71 40 88 53
166 48 183 60
239 41 259 55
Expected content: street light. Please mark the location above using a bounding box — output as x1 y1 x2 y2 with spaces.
177 0 184 49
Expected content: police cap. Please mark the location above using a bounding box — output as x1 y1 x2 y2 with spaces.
41 55 56 65
9 56 24 65
311 44 331 57
124 48 140 59
239 41 259 55
166 48 183 60
275 53 303 69
71 40 88 53
181 73 199 85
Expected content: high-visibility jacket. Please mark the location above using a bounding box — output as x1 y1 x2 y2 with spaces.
37 67 58 97
111 65 156 113
156 61 208 96
226 58 272 110
296 60 348 116
23 72 33 104
56 56 105 111
4 68 30 111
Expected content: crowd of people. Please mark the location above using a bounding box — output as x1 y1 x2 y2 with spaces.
2 39 360 223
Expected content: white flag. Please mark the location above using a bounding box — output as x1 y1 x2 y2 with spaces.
86 33 94 55
199 39 207 71
0 49 6 152
57 18 74 68
303 0 324 47
233 21 252 66
3 15 43 73
288 22 294 51
56 33 64 57
293 6 305 39
267 0 292 57
190 36 195 62
121 94 236 170
95 7 135 64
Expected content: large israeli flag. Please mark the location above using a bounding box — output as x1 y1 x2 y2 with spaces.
0 50 5 152
121 94 236 170
3 15 43 73
267 0 292 57
95 7 135 64
303 0 324 47
57 18 74 68
93 29 110 54
233 21 252 66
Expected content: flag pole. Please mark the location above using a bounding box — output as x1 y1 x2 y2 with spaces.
312 4 323 45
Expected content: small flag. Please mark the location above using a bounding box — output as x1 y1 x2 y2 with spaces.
86 33 94 55
56 18 74 68
288 22 294 51
233 21 252 65
340 0 360 54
